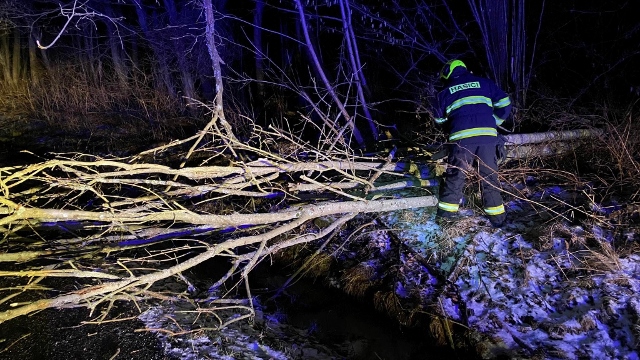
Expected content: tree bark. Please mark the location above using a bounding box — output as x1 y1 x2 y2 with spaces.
339 0 378 141
0 32 12 84
504 129 602 145
163 0 196 103
28 32 42 84
506 142 577 160
202 0 237 142
1 195 436 228
467 0 509 89
100 2 129 88
11 27 21 86
133 0 176 97
253 0 265 99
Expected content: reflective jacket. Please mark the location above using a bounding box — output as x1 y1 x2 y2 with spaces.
434 68 512 145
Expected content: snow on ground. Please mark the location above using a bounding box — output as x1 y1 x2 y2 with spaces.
136 181 640 360
448 225 639 359
138 304 289 360
138 299 346 360
380 186 640 360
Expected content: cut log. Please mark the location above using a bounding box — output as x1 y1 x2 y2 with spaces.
1 195 437 228
504 129 602 145
501 129 602 160
289 177 439 192
506 142 578 160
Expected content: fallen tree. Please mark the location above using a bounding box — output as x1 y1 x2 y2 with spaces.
0 3 447 324
504 128 603 145
0 117 606 326
0 121 444 325
503 128 603 160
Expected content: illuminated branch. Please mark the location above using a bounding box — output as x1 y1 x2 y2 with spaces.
36 0 122 50
0 195 436 324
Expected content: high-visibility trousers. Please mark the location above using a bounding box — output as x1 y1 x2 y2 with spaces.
436 143 506 223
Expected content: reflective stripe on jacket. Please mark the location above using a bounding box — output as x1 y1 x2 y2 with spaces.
434 69 512 144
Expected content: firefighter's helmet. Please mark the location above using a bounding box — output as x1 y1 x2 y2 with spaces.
440 60 466 80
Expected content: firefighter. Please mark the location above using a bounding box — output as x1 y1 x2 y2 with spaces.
433 60 512 227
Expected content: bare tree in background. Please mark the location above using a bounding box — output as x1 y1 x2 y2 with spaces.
343 0 545 124
163 0 196 103
201 0 237 144
338 0 378 142
467 0 545 107
294 0 367 148
0 0 29 88
133 0 176 97
253 0 266 99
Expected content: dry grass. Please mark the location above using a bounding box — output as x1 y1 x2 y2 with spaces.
271 244 306 266
469 101 640 283
269 241 334 279
573 242 622 273
571 105 640 207
527 222 585 252
437 217 478 245
33 64 184 122
301 252 333 278
429 315 450 346
341 263 376 297
0 62 199 152
593 109 640 183
372 290 411 325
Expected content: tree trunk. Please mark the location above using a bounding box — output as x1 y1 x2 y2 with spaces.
506 142 577 160
11 28 21 86
28 33 42 85
107 24 129 87
80 23 100 86
202 0 237 142
501 129 603 161
34 24 51 75
163 0 196 103
253 0 265 99
339 0 378 142
133 0 176 97
467 0 509 89
94 2 129 88
0 32 12 84
504 129 602 145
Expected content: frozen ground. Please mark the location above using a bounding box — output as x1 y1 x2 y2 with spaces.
137 179 639 360
139 304 297 360
379 180 640 360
